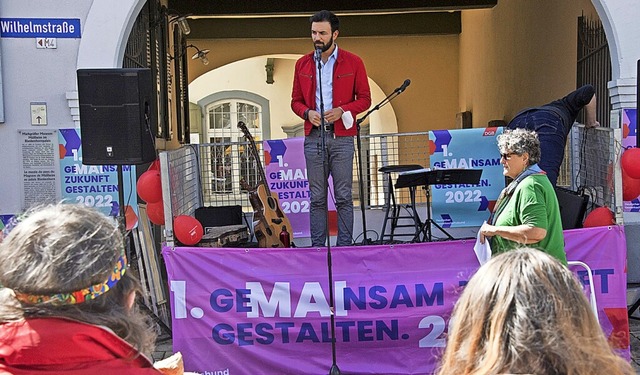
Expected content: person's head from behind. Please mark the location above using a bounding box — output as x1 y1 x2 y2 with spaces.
310 10 339 53
497 128 541 179
0 203 155 355
437 247 633 375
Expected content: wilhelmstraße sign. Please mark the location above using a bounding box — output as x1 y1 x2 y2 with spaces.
0 18 81 38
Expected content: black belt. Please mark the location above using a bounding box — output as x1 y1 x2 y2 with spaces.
322 123 334 132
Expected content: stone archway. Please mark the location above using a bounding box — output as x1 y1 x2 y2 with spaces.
77 0 144 69
590 0 640 109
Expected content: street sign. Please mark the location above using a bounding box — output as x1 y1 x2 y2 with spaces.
0 18 81 38
36 38 57 49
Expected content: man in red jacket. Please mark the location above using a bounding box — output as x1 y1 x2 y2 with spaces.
291 10 371 247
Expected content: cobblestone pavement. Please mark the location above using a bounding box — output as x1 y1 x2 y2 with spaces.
151 330 173 362
630 316 640 373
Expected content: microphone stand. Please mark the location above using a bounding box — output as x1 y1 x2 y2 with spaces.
355 86 405 246
315 49 341 375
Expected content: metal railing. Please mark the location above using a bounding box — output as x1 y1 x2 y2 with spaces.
160 145 202 246
162 132 432 216
567 125 621 220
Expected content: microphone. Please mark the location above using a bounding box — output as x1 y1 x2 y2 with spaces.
396 79 411 93
314 47 322 62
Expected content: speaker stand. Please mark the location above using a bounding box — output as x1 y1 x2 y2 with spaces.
116 166 130 258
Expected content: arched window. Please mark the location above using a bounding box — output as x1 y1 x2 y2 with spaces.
205 99 262 192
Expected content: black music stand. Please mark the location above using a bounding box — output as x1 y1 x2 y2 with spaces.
396 168 482 242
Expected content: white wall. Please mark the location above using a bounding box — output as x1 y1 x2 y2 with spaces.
0 0 142 215
0 1 92 215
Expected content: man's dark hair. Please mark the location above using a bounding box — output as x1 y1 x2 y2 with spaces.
310 10 339 33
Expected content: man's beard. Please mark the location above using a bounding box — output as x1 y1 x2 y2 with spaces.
315 36 334 52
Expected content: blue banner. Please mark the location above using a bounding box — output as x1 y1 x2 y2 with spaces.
0 18 81 38
58 129 138 228
429 127 505 227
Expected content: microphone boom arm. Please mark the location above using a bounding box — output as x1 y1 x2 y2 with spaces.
356 88 401 127
353 79 409 246
357 79 409 126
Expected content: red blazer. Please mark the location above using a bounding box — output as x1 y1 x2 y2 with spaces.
291 48 371 137
0 318 161 375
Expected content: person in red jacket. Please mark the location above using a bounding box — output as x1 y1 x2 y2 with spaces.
0 203 162 374
291 10 371 247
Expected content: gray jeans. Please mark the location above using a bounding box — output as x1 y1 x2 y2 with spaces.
304 128 354 247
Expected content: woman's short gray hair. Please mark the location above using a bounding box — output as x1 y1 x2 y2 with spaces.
497 128 541 165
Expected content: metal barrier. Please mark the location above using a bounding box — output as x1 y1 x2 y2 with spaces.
160 145 202 247
567 125 622 222
193 132 431 210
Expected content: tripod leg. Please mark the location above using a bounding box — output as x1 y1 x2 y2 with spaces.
408 187 423 242
421 186 454 242
380 174 392 245
428 219 454 241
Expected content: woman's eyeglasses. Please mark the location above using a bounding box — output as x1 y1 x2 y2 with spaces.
500 152 517 160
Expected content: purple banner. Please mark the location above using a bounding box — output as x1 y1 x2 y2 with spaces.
263 137 310 237
163 226 629 374
263 137 336 238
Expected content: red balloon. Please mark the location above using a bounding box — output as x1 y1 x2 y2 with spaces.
147 159 161 172
124 205 138 231
583 207 615 227
137 170 162 203
173 215 204 246
146 201 165 225
621 147 640 179
623 169 640 201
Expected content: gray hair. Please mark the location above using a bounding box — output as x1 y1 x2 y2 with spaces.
496 128 541 165
0 203 156 355
436 248 634 375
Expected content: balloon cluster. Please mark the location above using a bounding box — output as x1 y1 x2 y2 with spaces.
136 160 165 225
621 148 640 201
136 159 204 245
583 147 640 228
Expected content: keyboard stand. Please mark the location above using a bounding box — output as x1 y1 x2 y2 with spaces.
396 168 483 242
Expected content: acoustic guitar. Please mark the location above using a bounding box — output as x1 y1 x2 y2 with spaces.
237 121 293 248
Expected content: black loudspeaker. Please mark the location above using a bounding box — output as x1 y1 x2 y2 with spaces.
77 68 156 165
555 186 589 230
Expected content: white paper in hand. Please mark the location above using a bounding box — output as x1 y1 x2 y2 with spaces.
474 221 492 265
341 110 354 130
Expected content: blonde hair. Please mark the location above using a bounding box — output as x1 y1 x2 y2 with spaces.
0 203 156 355
436 248 633 375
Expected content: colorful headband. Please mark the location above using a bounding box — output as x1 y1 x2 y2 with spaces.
14 254 127 306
